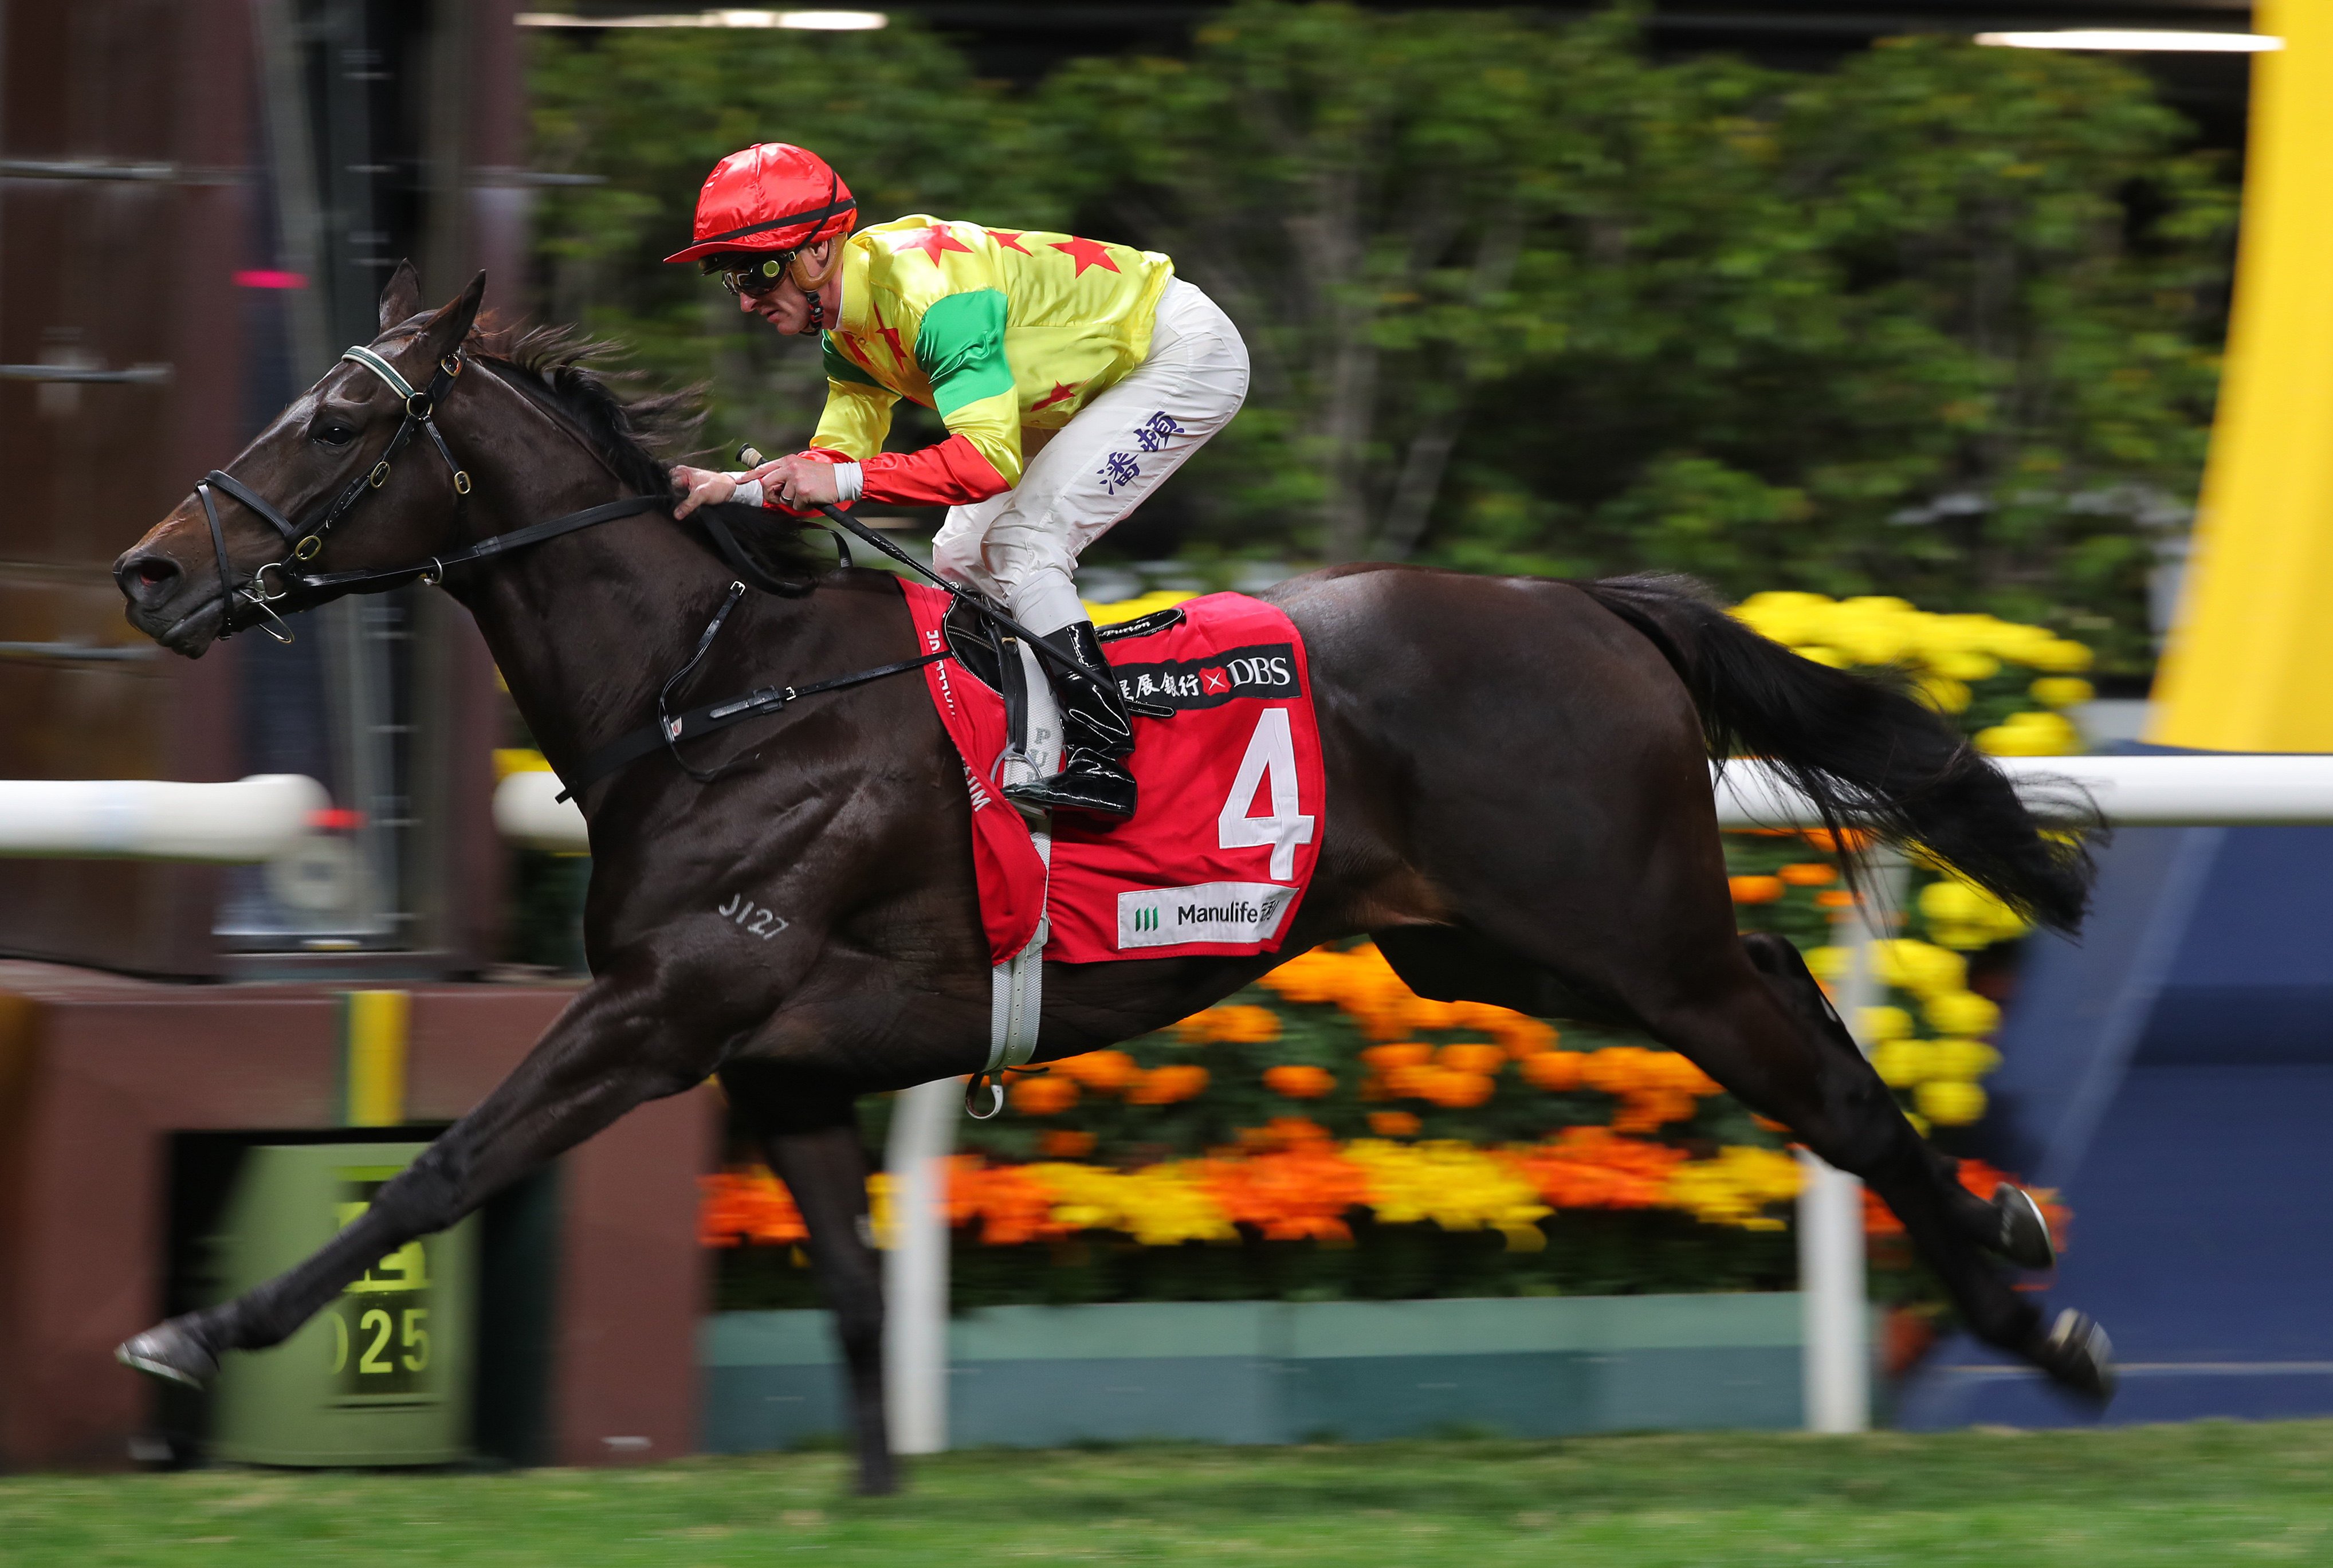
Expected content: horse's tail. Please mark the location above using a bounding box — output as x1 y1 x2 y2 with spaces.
1576 572 2094 933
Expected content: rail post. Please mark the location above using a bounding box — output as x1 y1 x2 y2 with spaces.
882 1077 959 1454
1797 848 1903 1433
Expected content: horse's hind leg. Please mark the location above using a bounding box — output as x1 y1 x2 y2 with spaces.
1624 940 2110 1398
1741 933 2054 1271
1379 919 2110 1400
722 1067 896 1496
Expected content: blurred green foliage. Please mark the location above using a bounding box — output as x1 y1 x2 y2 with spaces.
528 2 2232 674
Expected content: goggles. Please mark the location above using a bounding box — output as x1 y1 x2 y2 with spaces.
709 252 796 298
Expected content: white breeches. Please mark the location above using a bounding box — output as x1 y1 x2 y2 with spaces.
930 278 1250 636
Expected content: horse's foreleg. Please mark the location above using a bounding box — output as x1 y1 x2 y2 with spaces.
756 1110 894 1495
117 968 727 1387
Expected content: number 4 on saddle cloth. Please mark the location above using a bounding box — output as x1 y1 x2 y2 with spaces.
899 583 1326 965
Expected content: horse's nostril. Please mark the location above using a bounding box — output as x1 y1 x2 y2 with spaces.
117 552 183 607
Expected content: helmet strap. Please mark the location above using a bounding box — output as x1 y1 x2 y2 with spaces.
790 240 840 335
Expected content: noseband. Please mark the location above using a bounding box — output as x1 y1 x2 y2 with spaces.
193 344 474 643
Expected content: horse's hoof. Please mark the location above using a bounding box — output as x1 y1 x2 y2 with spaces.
115 1318 220 1389
2038 1308 2115 1404
1993 1182 2056 1270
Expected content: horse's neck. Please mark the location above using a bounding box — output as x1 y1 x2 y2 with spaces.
453 482 796 785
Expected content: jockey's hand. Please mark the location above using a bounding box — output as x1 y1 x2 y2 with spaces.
669 464 736 520
763 454 840 512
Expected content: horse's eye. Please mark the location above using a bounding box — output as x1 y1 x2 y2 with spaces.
313 421 356 447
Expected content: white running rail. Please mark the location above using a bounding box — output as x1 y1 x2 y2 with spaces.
0 774 328 860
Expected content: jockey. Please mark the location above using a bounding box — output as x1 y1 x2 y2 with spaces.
666 142 1250 821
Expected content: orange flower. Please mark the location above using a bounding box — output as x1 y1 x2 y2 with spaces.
1369 1110 1421 1137
1054 1049 1138 1093
1011 1074 1079 1115
698 1168 807 1247
1263 1063 1336 1099
1126 1063 1210 1105
1491 1017 1559 1059
1778 862 1836 887
1039 1129 1097 1158
1420 1069 1495 1109
1814 889 1857 910
1267 1115 1332 1146
1802 827 1873 854
1199 1142 1371 1241
1439 1042 1505 1076
1729 874 1785 905
949 1156 1075 1246
1177 1004 1282 1044
1505 1127 1689 1210
1362 1042 1433 1072
1521 1050 1585 1092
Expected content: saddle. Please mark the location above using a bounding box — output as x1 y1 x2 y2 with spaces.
939 593 1188 810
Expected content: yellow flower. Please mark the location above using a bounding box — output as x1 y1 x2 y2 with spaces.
2030 676 2095 709
1927 1038 2002 1082
1918 877 2030 950
1857 1005 1915 1042
1915 1080 1987 1126
1666 1146 1803 1229
1976 710 2080 757
1342 1139 1550 1247
1872 939 1967 998
1871 1039 1935 1088
1924 989 2001 1037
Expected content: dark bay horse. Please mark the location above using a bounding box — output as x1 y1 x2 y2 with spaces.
112 270 2108 1492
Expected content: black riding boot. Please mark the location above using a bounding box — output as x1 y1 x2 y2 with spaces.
1004 620 1138 820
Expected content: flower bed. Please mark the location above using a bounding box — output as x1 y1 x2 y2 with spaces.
704 591 2081 1309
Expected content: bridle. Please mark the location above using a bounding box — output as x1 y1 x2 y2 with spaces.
194 344 474 642
187 339 667 643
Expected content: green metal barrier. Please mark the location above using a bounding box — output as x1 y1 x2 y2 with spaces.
207 1142 478 1466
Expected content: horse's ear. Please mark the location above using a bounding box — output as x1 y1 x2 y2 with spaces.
417 272 487 366
377 260 423 331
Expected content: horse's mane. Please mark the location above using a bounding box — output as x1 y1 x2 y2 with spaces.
466 320 827 588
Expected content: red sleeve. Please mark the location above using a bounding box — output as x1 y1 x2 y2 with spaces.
858 434 1012 507
759 437 1012 514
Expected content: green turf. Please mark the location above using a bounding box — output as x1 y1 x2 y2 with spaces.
5 1422 2331 1566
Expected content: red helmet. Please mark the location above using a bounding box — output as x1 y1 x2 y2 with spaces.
663 143 856 265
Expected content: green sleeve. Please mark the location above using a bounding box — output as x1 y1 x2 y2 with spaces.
914 289 1015 416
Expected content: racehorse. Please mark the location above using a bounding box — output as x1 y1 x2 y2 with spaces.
112 269 2110 1494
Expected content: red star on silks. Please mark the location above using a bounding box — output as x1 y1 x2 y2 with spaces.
1050 235 1120 276
865 301 911 367
885 221 974 265
1031 379 1083 412
986 228 1034 255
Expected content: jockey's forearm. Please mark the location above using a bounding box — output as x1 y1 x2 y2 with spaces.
847 434 1014 508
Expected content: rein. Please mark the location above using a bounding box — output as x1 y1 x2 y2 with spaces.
182 330 1162 810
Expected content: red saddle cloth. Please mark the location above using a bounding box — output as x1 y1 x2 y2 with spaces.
900 582 1326 965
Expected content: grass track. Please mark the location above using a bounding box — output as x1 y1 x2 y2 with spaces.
5 1421 2331 1566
